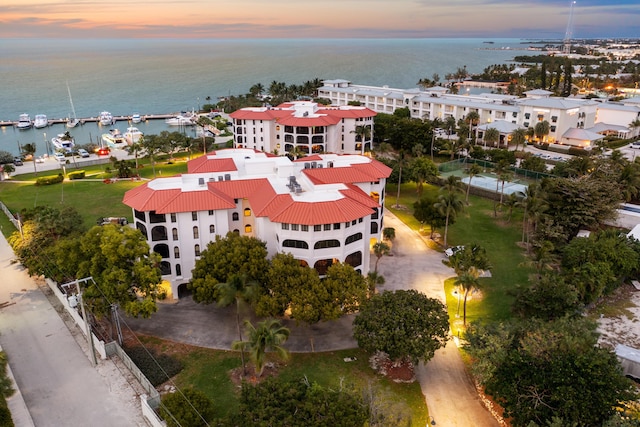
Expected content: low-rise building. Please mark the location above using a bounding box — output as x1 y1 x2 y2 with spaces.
123 148 391 299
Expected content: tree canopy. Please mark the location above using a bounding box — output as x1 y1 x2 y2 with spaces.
354 290 449 363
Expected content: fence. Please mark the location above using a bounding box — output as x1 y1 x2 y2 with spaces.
0 200 20 230
438 157 555 181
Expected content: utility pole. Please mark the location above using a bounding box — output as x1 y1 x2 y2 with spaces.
66 277 98 366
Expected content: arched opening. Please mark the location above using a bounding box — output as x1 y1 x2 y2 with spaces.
136 222 148 239
345 251 363 268
314 259 335 276
232 212 239 221
160 261 171 276
178 282 192 298
151 226 168 241
244 224 252 233
172 228 178 240
174 246 180 259
153 244 170 259
314 239 340 250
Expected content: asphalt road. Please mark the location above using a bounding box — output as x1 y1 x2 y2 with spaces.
0 233 146 427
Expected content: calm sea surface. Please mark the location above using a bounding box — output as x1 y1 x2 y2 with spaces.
0 38 525 156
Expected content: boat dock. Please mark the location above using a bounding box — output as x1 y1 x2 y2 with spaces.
0 113 178 128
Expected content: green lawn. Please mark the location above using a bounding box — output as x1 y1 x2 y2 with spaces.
139 337 428 425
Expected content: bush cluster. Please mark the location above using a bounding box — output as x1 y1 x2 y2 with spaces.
67 170 85 180
123 346 183 386
34 174 64 186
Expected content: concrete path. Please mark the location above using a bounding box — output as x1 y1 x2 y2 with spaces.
0 233 146 427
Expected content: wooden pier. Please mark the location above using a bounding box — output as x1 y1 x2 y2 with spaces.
0 113 177 128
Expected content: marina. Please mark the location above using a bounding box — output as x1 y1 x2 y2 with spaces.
0 113 175 128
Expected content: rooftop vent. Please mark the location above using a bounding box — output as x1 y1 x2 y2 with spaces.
218 176 223 181
328 161 334 168
198 178 205 186
224 174 231 181
304 162 311 169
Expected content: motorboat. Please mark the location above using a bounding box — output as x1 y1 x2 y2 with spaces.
17 113 32 130
99 111 114 126
51 132 75 152
102 128 127 149
123 127 143 144
131 113 142 124
33 114 48 129
165 111 196 126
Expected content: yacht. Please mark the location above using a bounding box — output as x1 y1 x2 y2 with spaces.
131 113 142 124
51 132 75 151
33 114 48 129
17 113 32 130
99 111 114 126
165 111 196 126
102 128 127 149
123 127 143 144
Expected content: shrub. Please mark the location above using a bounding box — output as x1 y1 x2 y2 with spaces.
35 174 64 186
123 346 183 386
67 170 85 180
567 146 590 156
160 388 216 427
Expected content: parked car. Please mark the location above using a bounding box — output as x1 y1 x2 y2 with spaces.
13 157 23 166
97 147 110 156
97 217 128 226
77 148 90 158
54 152 66 163
632 141 640 149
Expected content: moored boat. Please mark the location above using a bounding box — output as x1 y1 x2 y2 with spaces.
102 128 127 149
165 111 196 126
99 111 114 126
33 114 48 129
17 113 32 130
66 82 79 128
51 131 75 151
131 113 142 124
123 127 143 144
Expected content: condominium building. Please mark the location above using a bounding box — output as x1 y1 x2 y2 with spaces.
229 101 376 155
123 148 391 299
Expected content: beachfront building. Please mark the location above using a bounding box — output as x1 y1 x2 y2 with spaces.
229 101 376 156
123 148 391 300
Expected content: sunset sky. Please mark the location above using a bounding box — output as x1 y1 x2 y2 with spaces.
1 0 637 39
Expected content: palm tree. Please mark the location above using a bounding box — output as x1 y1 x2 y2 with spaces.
492 160 509 217
454 266 481 325
483 127 500 149
510 128 527 152
382 227 396 242
534 120 550 143
498 169 514 207
520 183 547 248
127 138 143 170
372 241 390 273
442 175 464 195
465 111 480 142
435 191 464 248
351 125 372 154
502 193 519 223
618 163 640 202
465 163 482 204
628 118 640 138
366 271 385 298
232 319 290 377
519 240 556 279
215 274 259 375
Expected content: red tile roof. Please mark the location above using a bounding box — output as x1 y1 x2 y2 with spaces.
208 178 266 199
303 159 391 184
270 197 373 225
187 156 237 174
123 182 235 213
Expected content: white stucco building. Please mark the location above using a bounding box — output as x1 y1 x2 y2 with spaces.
123 148 391 299
230 101 376 155
318 79 640 149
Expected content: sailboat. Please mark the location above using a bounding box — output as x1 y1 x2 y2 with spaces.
66 82 79 128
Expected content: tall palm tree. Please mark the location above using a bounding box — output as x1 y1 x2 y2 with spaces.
442 175 464 195
454 266 481 325
492 160 509 217
483 127 500 149
351 125 372 154
465 111 480 142
498 169 514 206
366 271 385 298
628 118 640 138
435 191 464 248
465 163 482 204
215 274 259 375
534 120 550 143
502 193 519 223
372 241 390 273
510 128 527 152
232 319 290 377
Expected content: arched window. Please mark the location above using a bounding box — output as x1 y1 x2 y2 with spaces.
151 226 168 241
136 222 148 240
153 244 169 259
209 224 215 233
172 228 178 240
371 222 379 234
245 224 252 233
345 251 363 268
134 210 146 221
314 239 340 250
160 261 171 276
233 229 240 234
174 246 180 259
176 264 182 276
314 259 334 276
345 233 363 245
194 244 201 257
244 208 251 217
282 239 309 249
371 208 379 220
193 226 199 239
232 212 239 221
149 211 166 223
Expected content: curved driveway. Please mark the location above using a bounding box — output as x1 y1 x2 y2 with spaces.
127 211 500 426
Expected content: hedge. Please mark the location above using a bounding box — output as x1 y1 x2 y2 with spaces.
67 170 85 180
34 174 64 186
123 346 183 386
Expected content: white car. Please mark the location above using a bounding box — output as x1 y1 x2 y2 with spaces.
631 141 640 149
77 148 90 158
54 152 66 163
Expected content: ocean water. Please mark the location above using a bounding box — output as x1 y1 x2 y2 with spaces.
0 38 524 156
